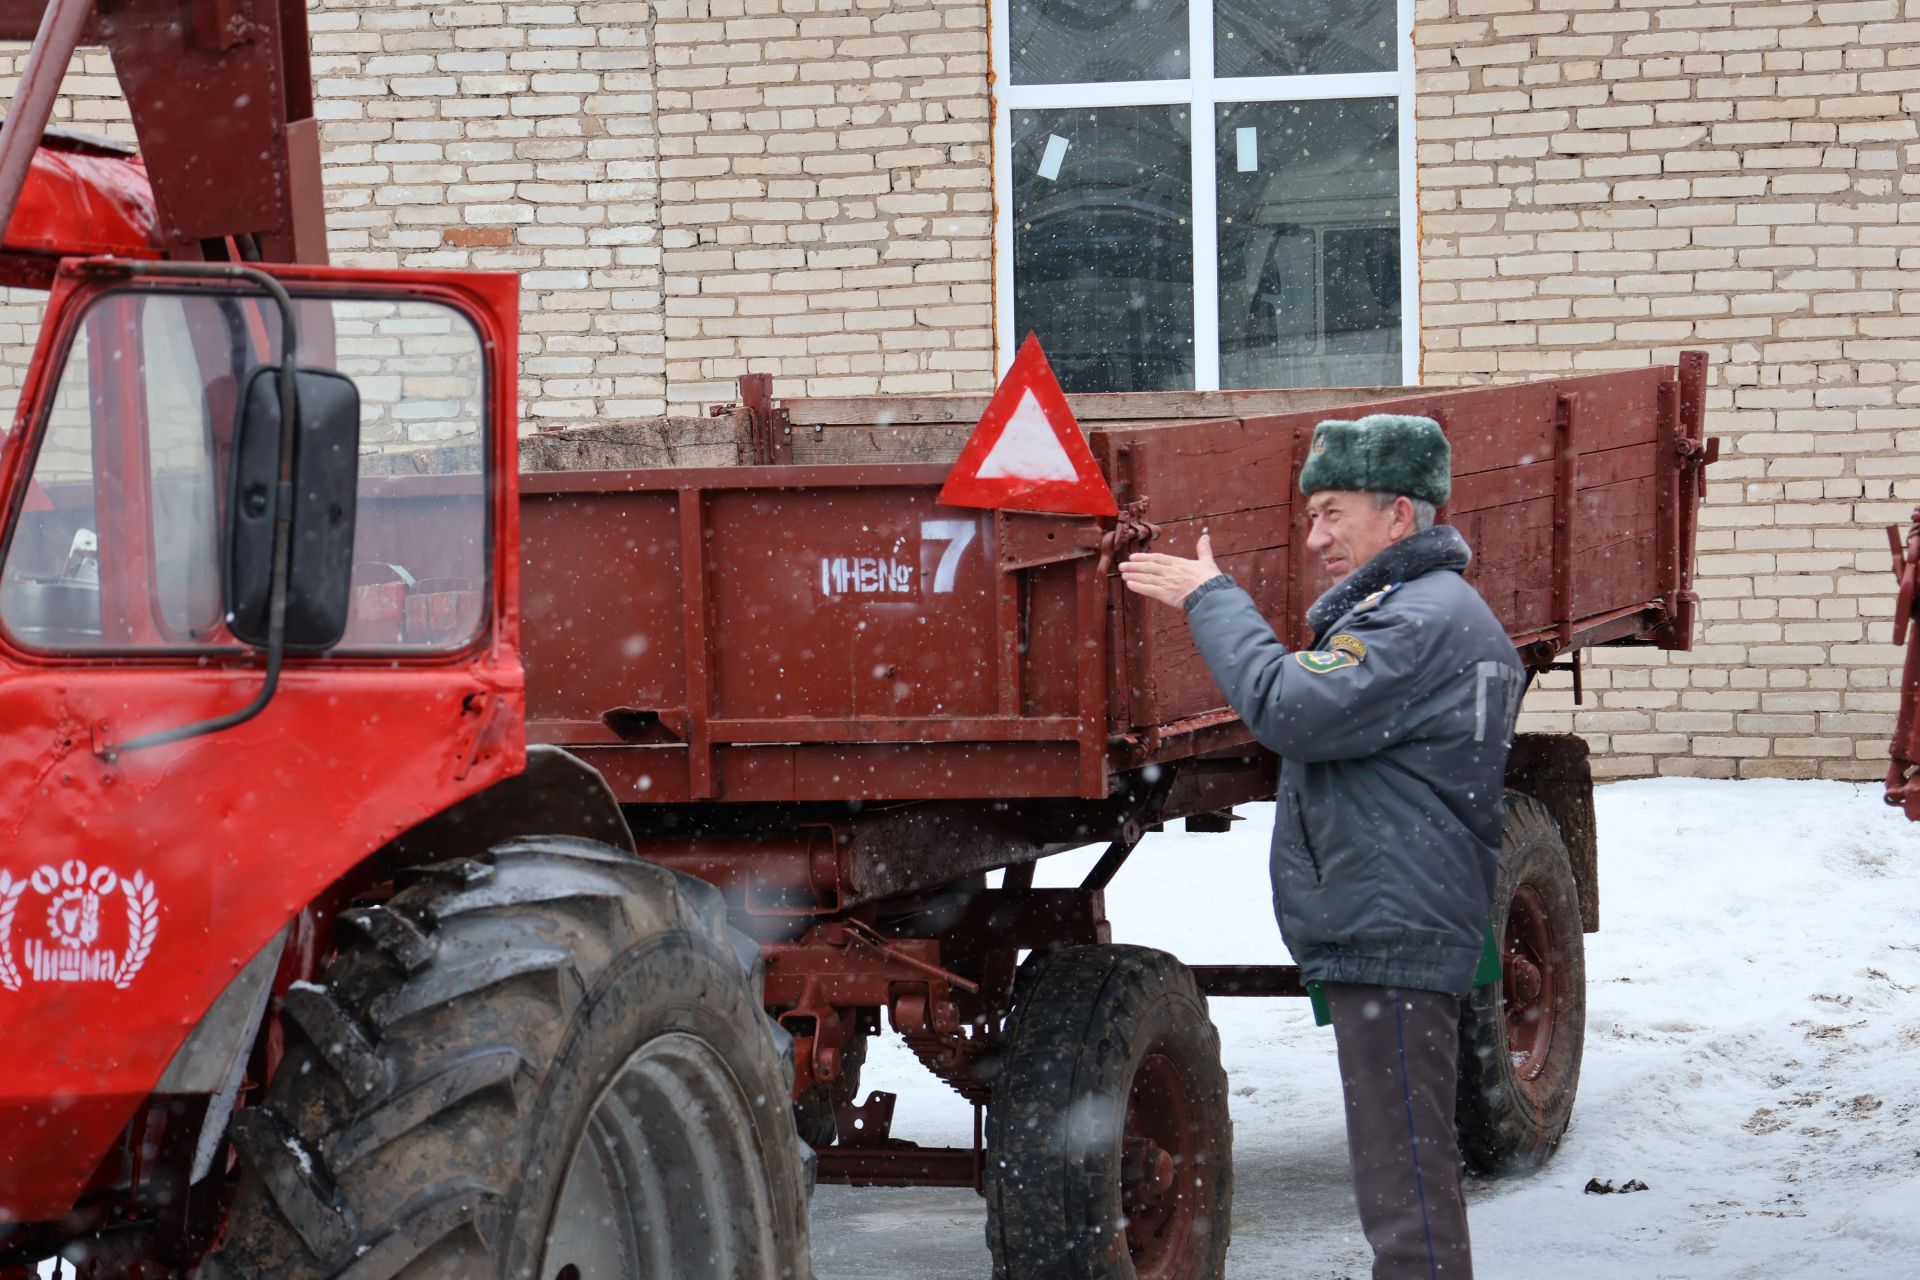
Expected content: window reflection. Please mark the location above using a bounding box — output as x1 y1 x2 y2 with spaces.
1214 0 1396 78
1012 107 1196 393
143 295 226 638
1216 99 1400 389
1011 0 1189 85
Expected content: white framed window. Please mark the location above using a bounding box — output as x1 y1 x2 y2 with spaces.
990 0 1419 392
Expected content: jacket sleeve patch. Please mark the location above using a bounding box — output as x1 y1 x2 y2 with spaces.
1294 648 1359 674
1328 633 1368 662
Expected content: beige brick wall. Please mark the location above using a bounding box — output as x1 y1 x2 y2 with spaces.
652 0 995 404
2 0 997 420
0 3 668 429
1416 0 1920 780
307 0 666 424
316 0 999 410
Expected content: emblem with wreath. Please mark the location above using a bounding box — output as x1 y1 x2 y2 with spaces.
0 861 159 992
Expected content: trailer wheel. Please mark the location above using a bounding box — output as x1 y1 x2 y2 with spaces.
1456 792 1587 1176
206 836 811 1280
985 945 1231 1280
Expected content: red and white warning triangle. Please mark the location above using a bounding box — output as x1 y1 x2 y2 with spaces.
938 333 1118 516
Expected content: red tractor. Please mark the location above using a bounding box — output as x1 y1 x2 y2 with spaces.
0 3 809 1276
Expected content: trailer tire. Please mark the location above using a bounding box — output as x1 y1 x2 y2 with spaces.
985 945 1231 1280
206 836 812 1280
1456 792 1587 1176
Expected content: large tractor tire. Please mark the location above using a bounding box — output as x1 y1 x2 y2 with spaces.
207 836 812 1280
1455 792 1587 1176
985 945 1231 1280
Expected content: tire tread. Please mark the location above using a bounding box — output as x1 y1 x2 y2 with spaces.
985 945 1230 1280
207 834 810 1280
1455 791 1587 1177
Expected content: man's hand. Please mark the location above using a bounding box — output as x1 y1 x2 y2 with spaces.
1119 532 1222 608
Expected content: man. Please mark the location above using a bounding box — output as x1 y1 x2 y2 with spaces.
1119 413 1523 1280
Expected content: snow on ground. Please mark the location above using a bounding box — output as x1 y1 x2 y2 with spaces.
811 779 1920 1279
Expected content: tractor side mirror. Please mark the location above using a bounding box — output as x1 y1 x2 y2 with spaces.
225 365 362 650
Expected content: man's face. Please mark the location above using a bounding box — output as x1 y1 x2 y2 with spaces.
1305 490 1413 582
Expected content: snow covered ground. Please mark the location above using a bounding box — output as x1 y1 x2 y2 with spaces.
810 779 1920 1279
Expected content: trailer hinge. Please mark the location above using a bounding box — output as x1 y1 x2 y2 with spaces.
1675 434 1720 495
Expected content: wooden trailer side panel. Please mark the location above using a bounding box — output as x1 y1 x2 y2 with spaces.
508 360 1708 804
770 386 1414 465
1097 417 1297 735
1088 364 1696 740
519 486 688 741
516 466 1112 803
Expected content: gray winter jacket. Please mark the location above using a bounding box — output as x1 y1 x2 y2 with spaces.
1182 526 1525 997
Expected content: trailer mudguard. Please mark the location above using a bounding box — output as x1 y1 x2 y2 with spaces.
1504 732 1599 932
381 744 636 865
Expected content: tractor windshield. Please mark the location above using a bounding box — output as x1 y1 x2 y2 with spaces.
0 287 491 655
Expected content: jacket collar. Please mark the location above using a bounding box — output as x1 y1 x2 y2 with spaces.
1306 524 1472 640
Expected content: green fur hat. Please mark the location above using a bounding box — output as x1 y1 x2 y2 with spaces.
1298 414 1451 507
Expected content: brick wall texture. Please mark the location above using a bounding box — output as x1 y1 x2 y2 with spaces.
1415 0 1920 781
2 0 1916 778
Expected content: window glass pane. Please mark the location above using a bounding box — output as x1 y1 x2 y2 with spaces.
307 299 490 651
1216 98 1400 389
1 290 490 653
1013 106 1195 393
1011 0 1188 85
1215 0 1396 78
1 325 100 646
142 294 223 637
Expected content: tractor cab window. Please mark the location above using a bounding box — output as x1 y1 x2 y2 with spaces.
0 287 491 654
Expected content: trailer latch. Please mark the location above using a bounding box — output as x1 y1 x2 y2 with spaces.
994 510 1103 572
1096 501 1159 576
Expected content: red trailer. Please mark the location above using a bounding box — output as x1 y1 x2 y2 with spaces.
1886 508 1920 818
488 359 1712 1274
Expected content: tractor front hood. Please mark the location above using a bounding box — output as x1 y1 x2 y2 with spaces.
0 129 160 290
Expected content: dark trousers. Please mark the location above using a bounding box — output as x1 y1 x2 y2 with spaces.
1326 983 1473 1280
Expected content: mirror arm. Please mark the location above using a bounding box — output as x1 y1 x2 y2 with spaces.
98 263 302 761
